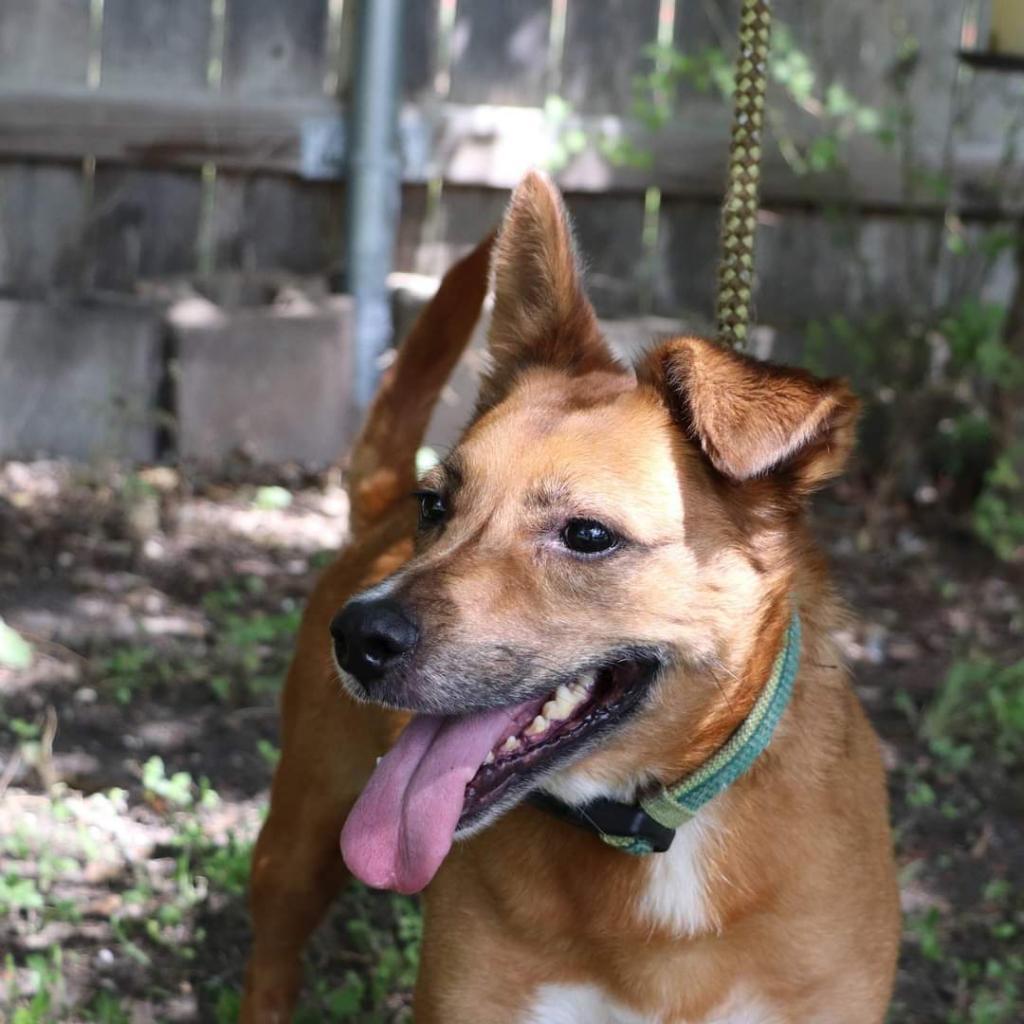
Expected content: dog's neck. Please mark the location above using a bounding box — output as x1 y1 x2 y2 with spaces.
536 596 802 853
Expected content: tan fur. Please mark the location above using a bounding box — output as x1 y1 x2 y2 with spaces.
241 172 900 1024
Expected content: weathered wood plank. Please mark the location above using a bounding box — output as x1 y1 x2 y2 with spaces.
0 89 337 175
0 0 92 86
564 191 648 317
212 173 345 278
91 0 211 288
1 90 1020 214
393 184 431 273
775 0 960 146
89 168 204 290
561 0 660 115
753 208 942 327
0 163 88 294
673 0 738 52
217 0 341 279
332 0 359 101
222 0 330 97
449 0 552 106
560 0 659 316
0 0 90 293
653 200 954 358
415 184 508 276
651 198 720 324
404 0 440 100
101 0 212 92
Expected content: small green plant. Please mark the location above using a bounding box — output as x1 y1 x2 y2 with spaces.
924 656 1024 767
142 757 208 809
625 23 889 178
85 991 131 1024
258 739 280 768
973 446 1024 562
8 718 40 742
3 947 65 1023
190 831 253 898
908 906 945 962
951 954 1024 1024
212 986 243 1024
98 646 161 705
296 974 366 1022
0 874 44 915
211 606 302 699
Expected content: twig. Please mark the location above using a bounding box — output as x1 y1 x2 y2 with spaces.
38 705 58 792
0 749 23 800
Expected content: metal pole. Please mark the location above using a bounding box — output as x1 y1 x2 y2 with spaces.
347 0 405 412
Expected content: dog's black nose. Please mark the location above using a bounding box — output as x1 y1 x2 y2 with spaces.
330 599 419 685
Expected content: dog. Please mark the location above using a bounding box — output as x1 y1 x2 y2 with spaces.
240 172 900 1023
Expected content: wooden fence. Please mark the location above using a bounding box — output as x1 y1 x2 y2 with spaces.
1 0 1022 463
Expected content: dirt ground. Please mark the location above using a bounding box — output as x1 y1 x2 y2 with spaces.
0 459 1021 1023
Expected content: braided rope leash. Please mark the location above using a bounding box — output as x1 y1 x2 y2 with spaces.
716 0 773 350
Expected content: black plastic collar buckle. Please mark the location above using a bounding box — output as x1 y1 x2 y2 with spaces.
528 790 676 853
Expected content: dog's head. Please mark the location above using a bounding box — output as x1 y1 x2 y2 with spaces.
337 172 857 892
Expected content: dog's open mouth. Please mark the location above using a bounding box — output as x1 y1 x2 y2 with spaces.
340 653 658 894
459 657 656 831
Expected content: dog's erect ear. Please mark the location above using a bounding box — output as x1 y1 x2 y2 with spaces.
641 337 859 492
477 171 618 411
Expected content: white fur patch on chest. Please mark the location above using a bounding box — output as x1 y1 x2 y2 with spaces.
704 986 781 1023
520 984 658 1024
519 983 778 1024
636 808 722 937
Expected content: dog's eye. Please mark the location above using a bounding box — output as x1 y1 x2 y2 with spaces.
416 491 448 527
560 518 619 556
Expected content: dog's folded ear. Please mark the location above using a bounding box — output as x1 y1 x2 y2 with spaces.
642 336 859 492
477 171 619 412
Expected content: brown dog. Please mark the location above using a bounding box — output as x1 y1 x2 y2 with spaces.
241 172 900 1023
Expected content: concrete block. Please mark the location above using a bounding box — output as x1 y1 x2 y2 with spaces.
0 299 162 461
171 295 353 467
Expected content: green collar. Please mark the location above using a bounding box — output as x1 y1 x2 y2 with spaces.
534 612 802 856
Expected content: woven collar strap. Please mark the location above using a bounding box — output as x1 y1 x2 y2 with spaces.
637 612 802 837
533 612 802 856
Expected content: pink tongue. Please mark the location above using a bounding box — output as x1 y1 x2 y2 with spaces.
340 705 523 894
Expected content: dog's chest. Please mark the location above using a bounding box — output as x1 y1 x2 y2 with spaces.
519 983 777 1024
634 809 721 936
519 984 656 1023
517 811 775 1024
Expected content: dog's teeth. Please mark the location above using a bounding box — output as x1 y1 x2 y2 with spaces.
500 736 520 754
483 751 495 765
525 714 548 737
542 683 584 722
544 700 571 721
574 672 596 693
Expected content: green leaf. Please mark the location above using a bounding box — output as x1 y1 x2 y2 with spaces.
254 485 293 511
323 972 365 1017
0 619 32 670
